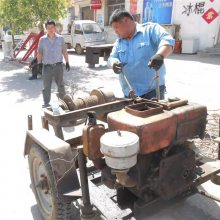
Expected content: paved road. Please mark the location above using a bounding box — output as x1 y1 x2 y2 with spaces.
0 50 219 220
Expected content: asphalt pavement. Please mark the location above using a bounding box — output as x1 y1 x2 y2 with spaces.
0 49 219 220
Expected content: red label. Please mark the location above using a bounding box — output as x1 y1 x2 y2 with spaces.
91 0 102 10
210 0 214 2
202 8 219 24
91 0 101 4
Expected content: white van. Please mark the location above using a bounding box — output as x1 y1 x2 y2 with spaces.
64 20 106 55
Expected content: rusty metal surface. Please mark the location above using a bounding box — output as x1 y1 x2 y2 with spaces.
63 94 75 110
125 101 163 117
108 102 207 154
28 115 33 130
77 146 95 218
83 95 99 107
63 88 115 112
43 99 131 139
90 87 116 104
160 99 188 110
97 87 116 103
73 98 87 109
41 116 49 130
157 148 196 199
33 95 216 217
59 98 69 111
170 102 207 140
82 124 105 160
108 108 177 154
24 129 80 202
90 89 105 104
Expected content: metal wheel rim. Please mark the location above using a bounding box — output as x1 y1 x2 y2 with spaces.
33 156 53 216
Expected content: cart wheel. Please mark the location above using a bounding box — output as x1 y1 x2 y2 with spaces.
28 144 77 220
75 44 83 55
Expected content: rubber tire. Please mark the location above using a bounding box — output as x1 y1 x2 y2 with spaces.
28 144 76 220
75 44 83 55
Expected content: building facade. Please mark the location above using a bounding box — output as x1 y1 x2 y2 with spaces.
70 0 220 50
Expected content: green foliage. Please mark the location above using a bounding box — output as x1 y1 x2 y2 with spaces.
0 0 68 33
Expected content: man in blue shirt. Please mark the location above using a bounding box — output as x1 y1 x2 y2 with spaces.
37 20 70 108
108 10 174 99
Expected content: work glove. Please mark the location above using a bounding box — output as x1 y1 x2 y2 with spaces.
148 54 164 71
66 62 70 72
113 61 124 74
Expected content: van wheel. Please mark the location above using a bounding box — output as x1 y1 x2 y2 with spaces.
75 44 83 55
28 144 78 220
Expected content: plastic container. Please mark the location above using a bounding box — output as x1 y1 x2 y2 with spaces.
51 93 60 115
100 130 139 170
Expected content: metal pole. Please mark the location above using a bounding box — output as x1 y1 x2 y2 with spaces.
123 73 137 99
41 116 49 130
28 115 33 130
77 146 95 219
218 118 220 160
155 70 160 100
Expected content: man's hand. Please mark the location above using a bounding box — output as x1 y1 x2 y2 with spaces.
66 62 70 72
113 61 124 74
148 54 164 71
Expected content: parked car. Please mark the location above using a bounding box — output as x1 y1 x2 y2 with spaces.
63 20 106 55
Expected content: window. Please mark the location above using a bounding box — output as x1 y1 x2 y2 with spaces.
107 0 125 25
74 24 83 35
82 23 102 34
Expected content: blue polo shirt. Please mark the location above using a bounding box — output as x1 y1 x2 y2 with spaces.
108 23 175 97
38 33 66 64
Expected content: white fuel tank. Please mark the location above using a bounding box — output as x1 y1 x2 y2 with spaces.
100 130 139 170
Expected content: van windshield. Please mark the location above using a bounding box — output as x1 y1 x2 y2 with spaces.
82 23 102 34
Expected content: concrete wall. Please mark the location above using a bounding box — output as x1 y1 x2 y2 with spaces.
172 0 220 50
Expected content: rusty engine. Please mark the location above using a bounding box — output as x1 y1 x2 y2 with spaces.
63 88 207 204
24 87 220 220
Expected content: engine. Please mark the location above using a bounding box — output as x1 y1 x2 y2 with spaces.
82 98 207 203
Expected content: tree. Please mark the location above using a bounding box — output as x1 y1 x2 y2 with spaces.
0 0 68 34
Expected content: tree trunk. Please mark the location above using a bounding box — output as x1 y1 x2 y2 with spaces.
11 34 16 49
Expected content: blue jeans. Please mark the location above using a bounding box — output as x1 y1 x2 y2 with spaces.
140 85 166 100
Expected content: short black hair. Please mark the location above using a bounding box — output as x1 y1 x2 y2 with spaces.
109 9 134 25
45 19 56 28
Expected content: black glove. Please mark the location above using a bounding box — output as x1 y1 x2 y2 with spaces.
66 62 70 72
113 61 124 74
148 54 164 71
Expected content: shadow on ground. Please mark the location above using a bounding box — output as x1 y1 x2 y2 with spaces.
64 65 117 96
0 71 42 102
0 60 116 102
0 59 26 71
